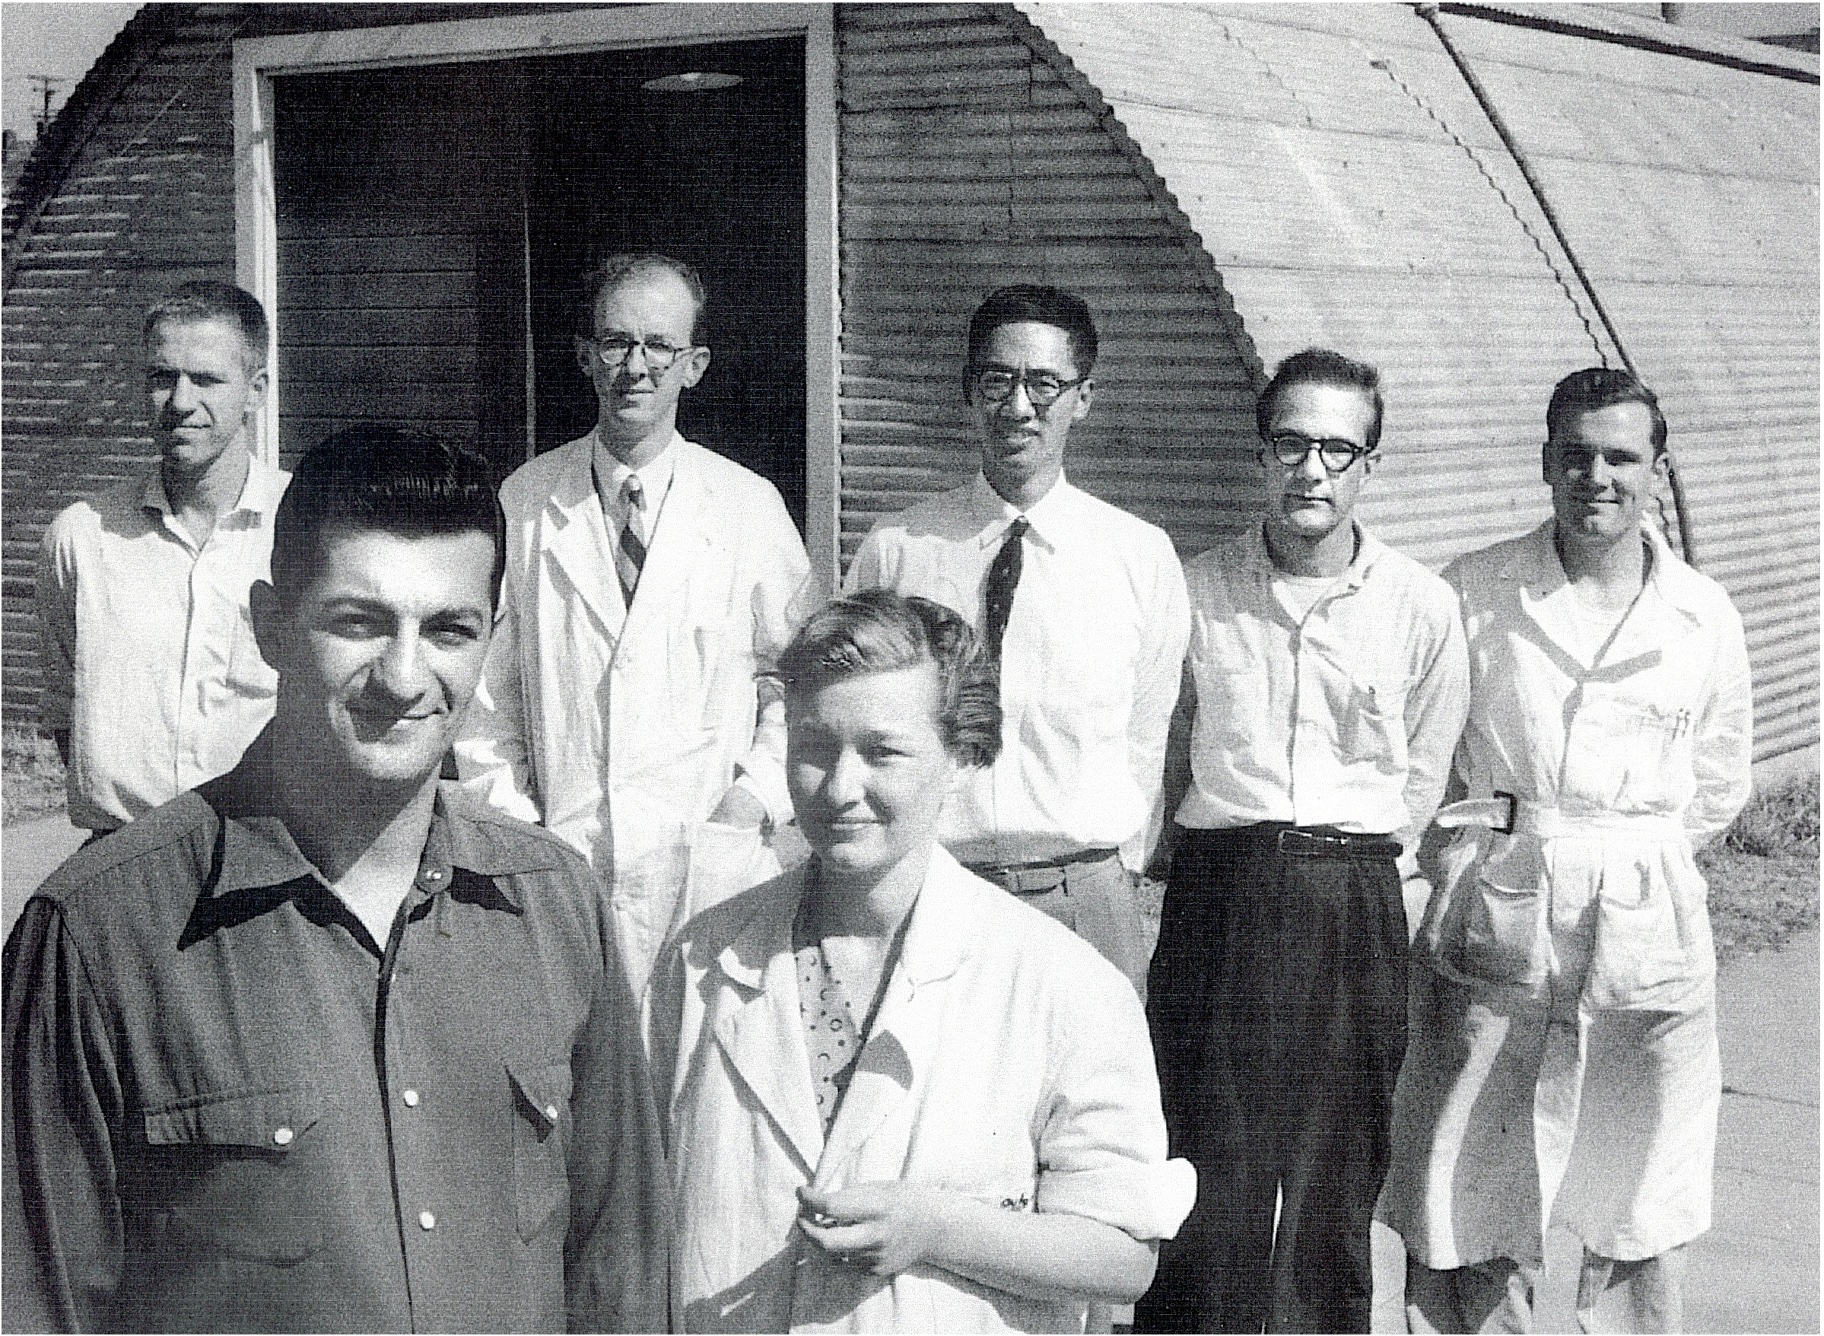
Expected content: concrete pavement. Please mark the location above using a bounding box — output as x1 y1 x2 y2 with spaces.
1 815 1816 1330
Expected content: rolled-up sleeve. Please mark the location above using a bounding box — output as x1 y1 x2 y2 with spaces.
1032 965 1197 1241
35 520 78 735
4 898 123 1333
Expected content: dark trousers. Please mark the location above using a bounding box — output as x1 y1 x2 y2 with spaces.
1137 824 1408 1334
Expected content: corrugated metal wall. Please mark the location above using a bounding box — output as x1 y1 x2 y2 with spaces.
1021 2 1626 571
1431 6 1820 760
834 3 1263 570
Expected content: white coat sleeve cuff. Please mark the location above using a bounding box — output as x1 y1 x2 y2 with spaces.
1035 1156 1198 1242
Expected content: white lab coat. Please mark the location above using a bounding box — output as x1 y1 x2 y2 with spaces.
456 431 813 990
1383 519 1753 1266
647 847 1198 1333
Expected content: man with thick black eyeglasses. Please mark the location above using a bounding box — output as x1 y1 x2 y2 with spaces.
457 253 812 996
844 284 1189 1002
1140 347 1469 1333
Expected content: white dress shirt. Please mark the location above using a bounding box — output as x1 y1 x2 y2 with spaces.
36 454 291 830
1178 521 1469 857
847 472 1191 872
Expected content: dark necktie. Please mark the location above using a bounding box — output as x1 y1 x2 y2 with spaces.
616 475 647 608
983 517 1028 661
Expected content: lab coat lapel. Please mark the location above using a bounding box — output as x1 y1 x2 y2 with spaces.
711 876 824 1174
541 439 626 640
814 851 973 1184
623 437 711 638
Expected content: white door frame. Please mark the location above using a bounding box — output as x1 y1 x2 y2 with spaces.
233 3 840 588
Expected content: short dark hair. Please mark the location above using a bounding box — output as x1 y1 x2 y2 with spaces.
574 252 709 343
143 281 270 372
1255 347 1385 454
271 424 506 609
1546 367 1667 457
776 589 1001 770
965 285 1099 382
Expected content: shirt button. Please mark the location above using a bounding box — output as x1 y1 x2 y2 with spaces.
544 1104 559 1122
402 1089 420 1108
419 1210 436 1230
272 1126 294 1146
424 869 444 882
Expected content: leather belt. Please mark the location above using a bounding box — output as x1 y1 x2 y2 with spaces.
1270 826 1401 861
969 847 1120 894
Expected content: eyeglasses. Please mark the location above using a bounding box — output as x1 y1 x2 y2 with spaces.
588 334 695 375
971 368 1086 410
1261 432 1372 475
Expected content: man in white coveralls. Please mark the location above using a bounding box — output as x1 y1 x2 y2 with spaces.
1382 366 1753 1333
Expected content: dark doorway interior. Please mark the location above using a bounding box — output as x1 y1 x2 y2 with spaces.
271 36 806 528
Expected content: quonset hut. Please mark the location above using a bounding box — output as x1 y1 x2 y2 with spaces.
3 3 1817 765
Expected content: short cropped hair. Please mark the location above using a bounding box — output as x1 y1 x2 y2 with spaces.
1255 347 1385 454
270 424 506 609
776 589 1002 770
143 281 270 372
965 285 1099 381
1546 366 1667 458
574 252 709 342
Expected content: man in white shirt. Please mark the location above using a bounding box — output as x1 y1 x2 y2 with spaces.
37 281 287 837
845 284 1190 997
1139 349 1469 1333
1383 368 1753 1334
457 253 812 993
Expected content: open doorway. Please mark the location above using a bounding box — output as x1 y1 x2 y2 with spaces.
271 35 807 527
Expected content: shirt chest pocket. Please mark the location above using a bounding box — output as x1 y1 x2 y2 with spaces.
225 602 279 698
508 1060 573 1242
139 1087 325 1264
1331 670 1411 773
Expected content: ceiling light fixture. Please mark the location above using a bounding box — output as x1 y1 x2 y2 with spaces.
641 71 743 93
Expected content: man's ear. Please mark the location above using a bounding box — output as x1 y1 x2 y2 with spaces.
574 336 595 379
1070 376 1095 422
1540 440 1555 486
678 344 712 390
1651 449 1671 489
249 580 286 674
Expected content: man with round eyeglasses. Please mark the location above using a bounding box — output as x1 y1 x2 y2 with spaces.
845 284 1190 1001
1140 348 1469 1333
458 252 812 995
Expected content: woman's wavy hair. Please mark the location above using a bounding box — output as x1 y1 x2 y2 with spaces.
774 589 1002 769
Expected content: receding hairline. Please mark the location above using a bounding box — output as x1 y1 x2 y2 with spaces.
143 311 269 371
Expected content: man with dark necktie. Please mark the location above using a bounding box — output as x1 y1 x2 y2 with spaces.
844 285 1189 998
457 253 812 995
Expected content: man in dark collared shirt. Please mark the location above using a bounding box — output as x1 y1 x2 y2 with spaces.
2 426 669 1333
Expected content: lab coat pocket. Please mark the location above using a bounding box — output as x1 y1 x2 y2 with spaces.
508 1060 573 1242
142 1085 325 1264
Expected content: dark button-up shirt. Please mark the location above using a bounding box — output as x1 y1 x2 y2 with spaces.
2 739 670 1332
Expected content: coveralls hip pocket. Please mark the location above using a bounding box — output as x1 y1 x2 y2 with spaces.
1585 848 1706 1007
1428 837 1548 989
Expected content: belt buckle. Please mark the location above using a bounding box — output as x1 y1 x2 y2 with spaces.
1493 790 1517 835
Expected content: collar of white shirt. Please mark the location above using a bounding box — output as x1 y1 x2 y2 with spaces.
593 429 679 519
964 471 1080 553
1242 518 1387 597
139 451 287 530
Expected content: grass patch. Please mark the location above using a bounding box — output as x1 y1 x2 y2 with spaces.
1701 771 1819 965
3 726 67 827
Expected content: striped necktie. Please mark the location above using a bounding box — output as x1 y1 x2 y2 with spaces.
617 475 647 608
983 516 1028 662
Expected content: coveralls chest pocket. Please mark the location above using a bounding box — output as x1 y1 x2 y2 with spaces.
508 1060 573 1242
1562 686 1691 812
138 1086 325 1264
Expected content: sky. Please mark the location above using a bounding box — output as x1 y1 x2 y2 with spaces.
1 1 1819 141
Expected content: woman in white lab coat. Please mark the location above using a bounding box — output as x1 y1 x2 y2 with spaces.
648 589 1195 1333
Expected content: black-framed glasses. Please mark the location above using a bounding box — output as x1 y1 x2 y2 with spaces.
971 367 1086 410
1261 431 1372 474
588 334 695 375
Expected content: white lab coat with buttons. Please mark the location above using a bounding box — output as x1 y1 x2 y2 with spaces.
456 430 812 992
647 846 1198 1333
1384 518 1753 1267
